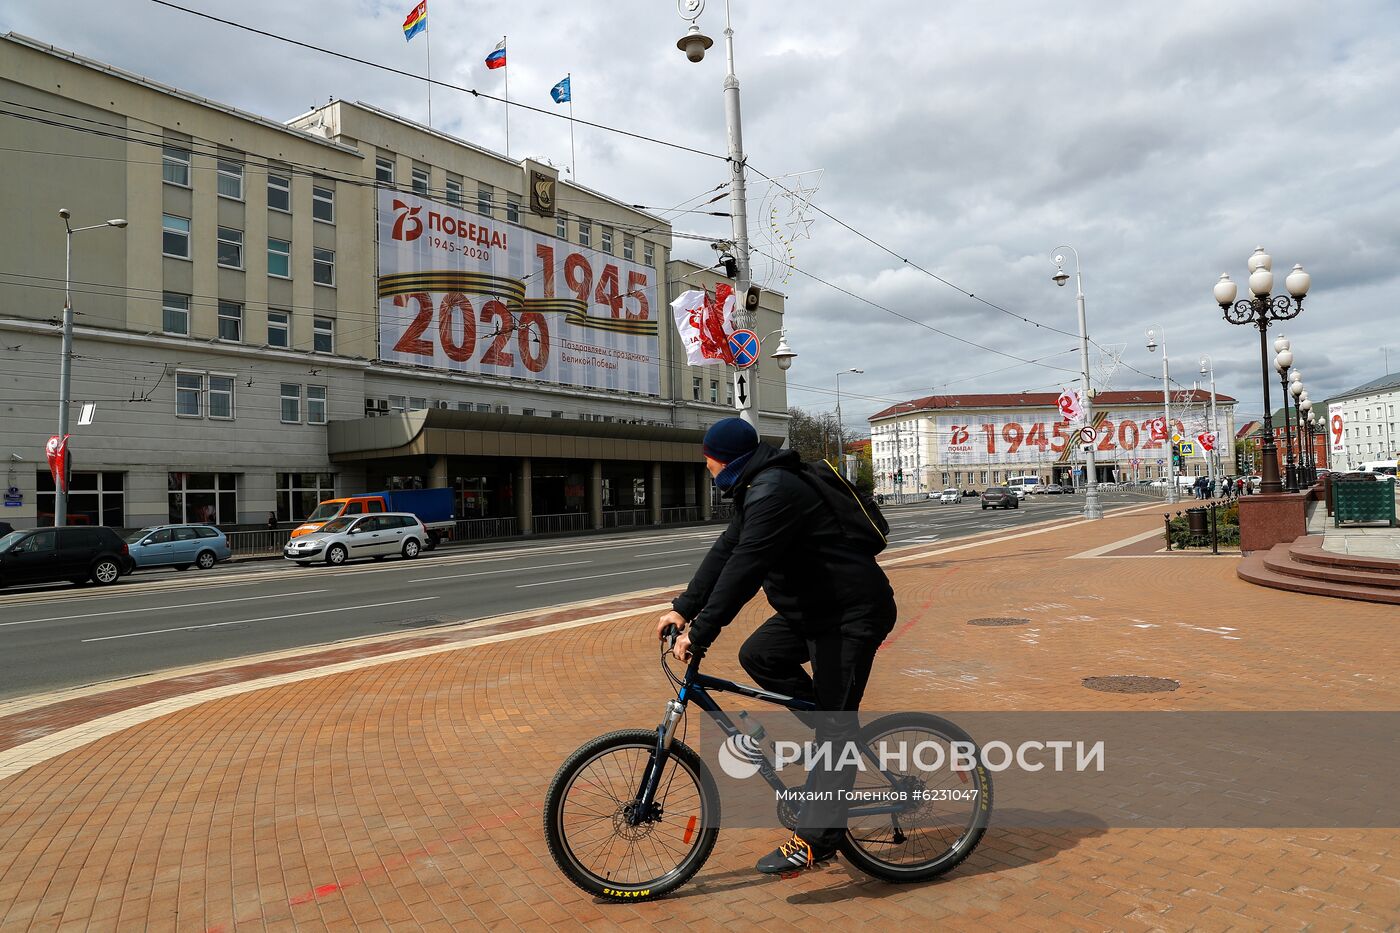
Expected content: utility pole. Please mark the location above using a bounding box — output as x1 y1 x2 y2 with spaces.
1052 247 1102 518
56 209 127 526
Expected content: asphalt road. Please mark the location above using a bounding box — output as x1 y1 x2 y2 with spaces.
0 488 1166 699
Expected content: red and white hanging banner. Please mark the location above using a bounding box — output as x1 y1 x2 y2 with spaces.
45 434 70 492
1196 432 1218 453
1330 412 1346 454
1056 388 1083 423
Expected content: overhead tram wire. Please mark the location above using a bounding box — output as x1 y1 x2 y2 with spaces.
746 164 1086 343
0 101 731 225
146 0 725 163
747 245 1079 375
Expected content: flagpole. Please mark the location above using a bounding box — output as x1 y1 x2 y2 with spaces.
425 15 433 127
502 35 510 158
568 73 576 181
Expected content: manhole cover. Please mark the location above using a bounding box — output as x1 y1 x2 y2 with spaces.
1082 675 1180 694
967 617 1030 627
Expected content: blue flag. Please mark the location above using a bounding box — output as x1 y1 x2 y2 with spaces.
550 76 571 104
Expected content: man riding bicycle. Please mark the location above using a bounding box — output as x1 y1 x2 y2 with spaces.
655 417 897 876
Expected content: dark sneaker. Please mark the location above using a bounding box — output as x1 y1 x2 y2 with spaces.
755 833 836 876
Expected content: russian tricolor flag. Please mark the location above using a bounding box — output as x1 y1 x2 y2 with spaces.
485 39 506 69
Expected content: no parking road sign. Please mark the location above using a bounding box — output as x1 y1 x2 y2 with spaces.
728 329 759 369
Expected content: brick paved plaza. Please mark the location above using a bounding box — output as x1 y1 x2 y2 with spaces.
1 505 1397 931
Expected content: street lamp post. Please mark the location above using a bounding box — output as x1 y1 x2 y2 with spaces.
1212 247 1309 494
1200 355 1221 495
1052 246 1102 519
677 0 761 428
834 368 863 472
56 208 127 527
1146 325 1176 504
1274 340 1298 493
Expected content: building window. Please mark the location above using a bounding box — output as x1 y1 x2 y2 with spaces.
37 471 126 528
477 183 493 217
556 212 568 240
268 238 291 278
267 172 291 212
643 242 655 266
267 310 290 348
216 159 243 200
409 397 427 410
312 184 334 223
387 395 406 413
162 145 191 186
522 407 536 417
495 404 509 414
506 198 520 223
162 214 190 258
276 472 336 523
168 472 237 525
692 376 701 401
307 385 327 424
209 375 235 420
162 292 190 336
313 316 334 353
578 218 591 248
176 372 203 416
710 380 718 403
411 166 429 195
623 235 635 261
475 403 492 413
376 155 395 184
445 175 463 206
312 248 335 286
217 301 242 341
601 226 614 254
280 384 301 423
216 227 243 268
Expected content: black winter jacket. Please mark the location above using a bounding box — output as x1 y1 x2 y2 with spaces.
673 444 895 649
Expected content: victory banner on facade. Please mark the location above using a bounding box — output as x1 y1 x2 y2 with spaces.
377 190 660 395
937 409 1190 466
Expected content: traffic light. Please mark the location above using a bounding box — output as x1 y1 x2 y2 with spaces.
1171 442 1182 471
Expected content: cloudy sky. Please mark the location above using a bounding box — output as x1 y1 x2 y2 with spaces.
6 0 1399 431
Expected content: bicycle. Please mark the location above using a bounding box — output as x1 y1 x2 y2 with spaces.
543 625 993 901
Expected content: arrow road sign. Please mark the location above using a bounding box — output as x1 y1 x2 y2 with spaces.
732 371 752 411
728 329 759 369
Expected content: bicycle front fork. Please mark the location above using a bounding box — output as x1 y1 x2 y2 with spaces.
628 698 686 826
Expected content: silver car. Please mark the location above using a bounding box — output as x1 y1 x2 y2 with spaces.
283 512 427 566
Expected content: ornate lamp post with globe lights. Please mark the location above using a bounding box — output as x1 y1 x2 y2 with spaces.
1273 342 1299 493
1212 247 1311 494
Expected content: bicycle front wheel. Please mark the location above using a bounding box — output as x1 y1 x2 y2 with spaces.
544 729 720 901
839 712 992 883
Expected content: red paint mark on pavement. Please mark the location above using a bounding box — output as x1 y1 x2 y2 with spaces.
879 567 958 651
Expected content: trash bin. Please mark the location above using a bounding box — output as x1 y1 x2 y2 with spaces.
1334 474 1398 527
1187 507 1208 536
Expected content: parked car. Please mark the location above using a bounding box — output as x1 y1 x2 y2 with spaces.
126 524 231 571
0 526 133 589
291 488 455 549
1042 484 1066 495
284 512 427 566
938 488 960 504
980 487 1019 510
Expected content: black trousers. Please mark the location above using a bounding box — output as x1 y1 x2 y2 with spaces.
738 609 895 851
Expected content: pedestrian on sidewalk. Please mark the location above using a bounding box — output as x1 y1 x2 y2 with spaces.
657 417 897 877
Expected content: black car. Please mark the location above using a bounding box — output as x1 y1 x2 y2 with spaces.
981 486 1019 510
0 526 134 589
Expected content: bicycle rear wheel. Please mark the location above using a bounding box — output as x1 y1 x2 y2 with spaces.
544 729 720 901
839 712 992 883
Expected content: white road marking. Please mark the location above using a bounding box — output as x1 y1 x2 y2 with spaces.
409 560 590 583
80 597 440 643
0 590 331 627
516 564 690 588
